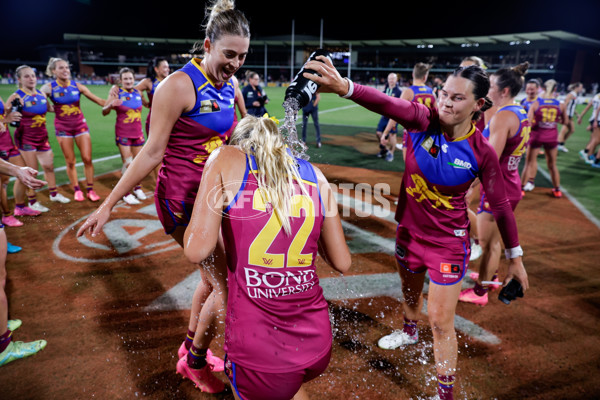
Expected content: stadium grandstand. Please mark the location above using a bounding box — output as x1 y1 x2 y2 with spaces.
1 30 599 93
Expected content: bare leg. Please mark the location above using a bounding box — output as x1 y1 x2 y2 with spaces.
35 150 57 191
427 281 462 376
0 229 8 334
545 148 560 188
57 136 79 190
74 134 94 186
398 264 426 322
292 386 310 400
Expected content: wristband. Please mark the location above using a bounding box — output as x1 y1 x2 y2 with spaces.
505 245 523 259
341 78 354 99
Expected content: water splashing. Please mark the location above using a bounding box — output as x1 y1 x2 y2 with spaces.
281 98 309 160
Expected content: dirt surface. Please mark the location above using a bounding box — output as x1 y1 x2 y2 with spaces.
2 163 599 400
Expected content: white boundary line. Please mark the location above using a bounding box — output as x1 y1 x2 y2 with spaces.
536 165 600 230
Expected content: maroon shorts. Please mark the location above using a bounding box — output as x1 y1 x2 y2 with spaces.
0 147 21 161
18 141 51 152
395 226 469 285
116 135 145 147
154 197 194 234
529 128 558 150
225 347 331 400
55 120 90 138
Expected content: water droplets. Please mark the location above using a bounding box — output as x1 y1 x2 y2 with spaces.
281 98 309 160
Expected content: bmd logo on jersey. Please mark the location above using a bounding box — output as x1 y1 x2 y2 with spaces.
448 158 472 170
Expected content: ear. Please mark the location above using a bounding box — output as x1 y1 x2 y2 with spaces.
204 38 211 54
474 97 485 113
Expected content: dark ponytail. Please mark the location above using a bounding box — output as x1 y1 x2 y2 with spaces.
146 57 167 79
452 65 490 121
492 61 530 98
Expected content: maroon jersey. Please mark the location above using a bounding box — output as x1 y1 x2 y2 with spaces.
221 154 330 373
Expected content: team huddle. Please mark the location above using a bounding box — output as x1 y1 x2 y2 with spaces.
1 0 592 399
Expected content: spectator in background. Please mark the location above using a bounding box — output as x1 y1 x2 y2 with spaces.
242 70 269 117
302 92 322 148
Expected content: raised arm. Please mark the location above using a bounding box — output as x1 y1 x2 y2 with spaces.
304 56 432 132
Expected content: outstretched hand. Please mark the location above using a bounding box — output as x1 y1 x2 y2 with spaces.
303 56 350 96
16 167 46 189
76 203 112 238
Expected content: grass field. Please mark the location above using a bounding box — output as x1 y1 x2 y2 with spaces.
1 83 598 221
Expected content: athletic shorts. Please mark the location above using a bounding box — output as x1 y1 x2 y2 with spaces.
116 135 145 147
528 129 558 150
18 141 51 152
224 348 331 400
394 226 469 285
56 127 90 138
377 116 397 134
0 148 21 161
154 197 194 234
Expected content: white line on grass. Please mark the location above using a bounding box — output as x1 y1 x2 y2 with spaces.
536 165 600 230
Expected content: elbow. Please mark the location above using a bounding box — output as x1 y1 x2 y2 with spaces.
184 245 213 265
332 251 352 274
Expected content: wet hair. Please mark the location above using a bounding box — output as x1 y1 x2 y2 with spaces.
146 57 168 79
413 63 431 80
191 0 250 55
15 65 34 88
526 78 540 88
229 115 309 235
460 56 487 69
451 65 493 121
45 57 68 77
492 62 529 98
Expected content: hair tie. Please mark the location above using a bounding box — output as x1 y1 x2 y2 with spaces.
263 113 279 125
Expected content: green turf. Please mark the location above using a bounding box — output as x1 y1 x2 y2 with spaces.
1 84 598 221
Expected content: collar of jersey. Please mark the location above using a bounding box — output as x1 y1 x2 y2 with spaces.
444 123 476 142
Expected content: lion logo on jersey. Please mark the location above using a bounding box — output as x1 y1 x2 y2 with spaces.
60 104 82 117
193 136 224 164
31 115 46 128
406 174 453 209
124 109 141 124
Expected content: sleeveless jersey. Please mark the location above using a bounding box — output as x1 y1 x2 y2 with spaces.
156 58 235 203
410 85 436 110
565 91 577 118
481 104 531 205
0 98 17 153
221 154 329 373
531 98 561 144
14 89 48 143
48 80 88 133
114 88 143 139
520 97 538 112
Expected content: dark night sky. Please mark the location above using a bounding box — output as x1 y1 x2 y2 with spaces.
3 0 600 59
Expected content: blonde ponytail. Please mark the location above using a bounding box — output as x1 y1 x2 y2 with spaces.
230 116 308 235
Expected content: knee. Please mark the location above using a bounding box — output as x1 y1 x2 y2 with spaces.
428 311 454 338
